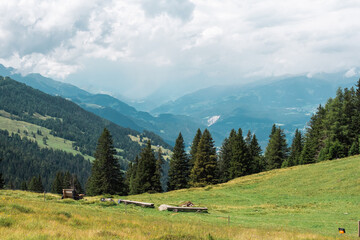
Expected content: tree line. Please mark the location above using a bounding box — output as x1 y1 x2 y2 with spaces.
85 79 360 195
2 78 360 196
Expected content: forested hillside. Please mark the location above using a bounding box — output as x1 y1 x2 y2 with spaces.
0 76 171 158
0 129 91 190
0 76 172 190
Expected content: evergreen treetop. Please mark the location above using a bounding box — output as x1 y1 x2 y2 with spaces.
168 132 189 191
86 128 125 196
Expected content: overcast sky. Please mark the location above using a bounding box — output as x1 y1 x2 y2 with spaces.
1 0 360 100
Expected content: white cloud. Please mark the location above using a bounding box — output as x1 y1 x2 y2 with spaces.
0 0 360 98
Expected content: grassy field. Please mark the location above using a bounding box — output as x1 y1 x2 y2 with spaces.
0 113 94 161
0 111 173 162
1 155 359 239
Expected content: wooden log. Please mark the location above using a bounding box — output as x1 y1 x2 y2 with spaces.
118 199 155 208
166 206 208 213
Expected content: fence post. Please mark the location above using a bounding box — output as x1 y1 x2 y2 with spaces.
358 220 360 237
228 216 230 225
44 191 46 202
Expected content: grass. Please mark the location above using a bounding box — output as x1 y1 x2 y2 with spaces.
0 111 173 162
0 155 359 239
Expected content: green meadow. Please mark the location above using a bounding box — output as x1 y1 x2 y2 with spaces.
1 155 359 239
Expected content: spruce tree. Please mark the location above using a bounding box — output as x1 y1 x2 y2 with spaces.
189 129 202 170
190 129 218 187
229 128 251 179
265 126 288 170
0 173 4 189
168 133 189 191
0 158 4 189
20 181 27 191
28 175 44 192
128 156 139 195
86 128 125 195
51 171 64 194
248 134 263 173
72 174 83 193
218 136 232 183
134 141 159 193
300 105 326 164
152 148 163 193
63 171 72 189
283 129 303 167
155 148 165 192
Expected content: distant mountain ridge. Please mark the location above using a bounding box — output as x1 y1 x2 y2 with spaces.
0 64 206 145
1 64 357 148
152 75 357 147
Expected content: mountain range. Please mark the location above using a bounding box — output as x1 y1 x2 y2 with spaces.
0 64 357 148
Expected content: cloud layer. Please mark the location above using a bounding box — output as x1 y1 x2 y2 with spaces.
1 0 360 98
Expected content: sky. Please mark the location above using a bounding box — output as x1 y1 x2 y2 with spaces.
1 0 360 100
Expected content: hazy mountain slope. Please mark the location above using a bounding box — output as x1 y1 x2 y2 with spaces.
0 76 172 162
152 75 357 146
0 64 205 146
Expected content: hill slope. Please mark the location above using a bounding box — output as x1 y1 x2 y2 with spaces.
0 76 172 190
0 64 206 145
129 155 360 238
153 75 357 146
0 155 358 239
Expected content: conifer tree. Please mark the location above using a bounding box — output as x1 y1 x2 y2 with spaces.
51 171 64 194
28 175 44 192
265 126 288 170
134 141 159 193
168 133 189 191
154 148 164 192
0 158 4 189
218 136 232 183
128 156 139 195
300 105 326 164
189 129 202 170
20 181 27 191
190 129 218 187
73 174 83 193
63 171 72 189
248 133 263 173
0 173 4 189
86 128 125 195
283 129 303 167
229 128 251 178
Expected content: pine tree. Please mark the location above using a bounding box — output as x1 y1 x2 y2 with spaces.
51 171 64 194
283 129 303 167
134 140 159 193
189 129 202 170
229 128 251 179
168 133 189 191
190 129 218 187
265 126 288 170
86 128 125 195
